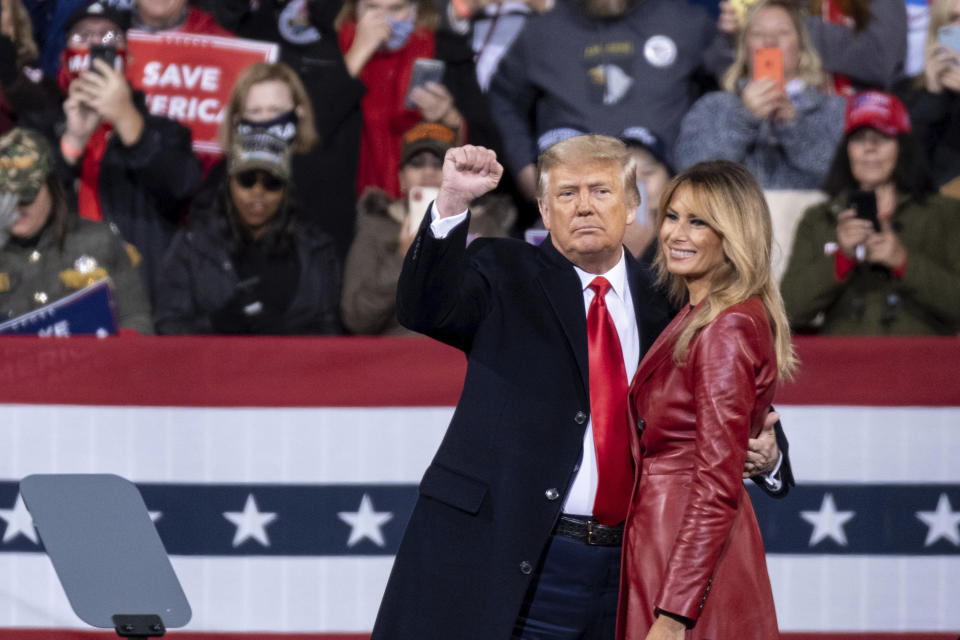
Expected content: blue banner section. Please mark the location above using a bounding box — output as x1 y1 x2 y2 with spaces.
2 482 958 556
0 279 117 336
749 484 960 555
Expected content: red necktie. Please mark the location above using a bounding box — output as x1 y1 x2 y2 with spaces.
587 276 632 526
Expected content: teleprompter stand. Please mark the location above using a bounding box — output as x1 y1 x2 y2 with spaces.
20 474 192 639
113 614 166 639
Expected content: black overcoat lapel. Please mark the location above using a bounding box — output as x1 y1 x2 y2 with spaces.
535 236 589 399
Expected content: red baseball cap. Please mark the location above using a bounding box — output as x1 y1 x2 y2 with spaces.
843 91 912 137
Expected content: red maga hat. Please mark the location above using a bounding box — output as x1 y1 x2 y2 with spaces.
844 91 912 137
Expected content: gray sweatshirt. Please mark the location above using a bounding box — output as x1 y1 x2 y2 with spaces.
674 86 845 189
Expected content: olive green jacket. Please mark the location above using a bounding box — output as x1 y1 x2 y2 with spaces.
0 218 154 334
781 191 960 335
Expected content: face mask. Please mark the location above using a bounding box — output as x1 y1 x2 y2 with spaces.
385 18 415 51
237 110 299 144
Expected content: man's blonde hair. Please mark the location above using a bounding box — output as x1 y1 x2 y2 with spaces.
537 134 639 207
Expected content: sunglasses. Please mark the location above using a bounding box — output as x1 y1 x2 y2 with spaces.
234 170 285 192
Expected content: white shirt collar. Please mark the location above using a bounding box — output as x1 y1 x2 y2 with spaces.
572 248 629 302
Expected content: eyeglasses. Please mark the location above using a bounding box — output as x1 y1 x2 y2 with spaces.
234 170 286 192
67 30 125 47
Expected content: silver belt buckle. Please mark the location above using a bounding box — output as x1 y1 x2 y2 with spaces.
586 520 597 545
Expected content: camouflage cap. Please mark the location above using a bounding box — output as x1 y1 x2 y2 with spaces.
0 128 52 203
228 131 292 182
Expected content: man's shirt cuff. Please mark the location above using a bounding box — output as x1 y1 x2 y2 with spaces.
429 204 468 238
763 452 784 491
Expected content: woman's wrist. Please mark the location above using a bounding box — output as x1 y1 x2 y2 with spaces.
60 134 88 163
654 609 690 629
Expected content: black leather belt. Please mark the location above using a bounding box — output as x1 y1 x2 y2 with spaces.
552 514 623 547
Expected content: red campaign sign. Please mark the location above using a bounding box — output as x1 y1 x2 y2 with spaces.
126 31 279 156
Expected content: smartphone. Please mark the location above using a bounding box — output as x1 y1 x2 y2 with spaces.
938 25 960 55
753 47 784 89
89 44 117 73
407 186 439 231
848 190 880 232
405 59 446 109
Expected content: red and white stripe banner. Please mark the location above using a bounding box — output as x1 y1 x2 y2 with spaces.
0 336 958 639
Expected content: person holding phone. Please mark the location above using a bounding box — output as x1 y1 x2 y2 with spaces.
154 131 341 335
337 0 468 199
27 1 203 306
708 0 907 93
341 122 515 335
781 90 960 336
674 0 845 189
900 0 960 193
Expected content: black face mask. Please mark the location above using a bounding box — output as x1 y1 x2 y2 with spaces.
237 110 298 144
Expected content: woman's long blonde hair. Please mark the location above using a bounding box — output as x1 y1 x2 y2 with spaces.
722 0 825 93
653 160 797 381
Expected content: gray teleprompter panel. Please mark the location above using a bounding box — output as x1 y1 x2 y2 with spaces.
20 474 191 629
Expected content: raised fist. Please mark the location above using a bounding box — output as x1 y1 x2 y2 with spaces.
435 145 503 218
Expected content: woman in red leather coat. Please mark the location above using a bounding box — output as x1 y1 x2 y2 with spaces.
617 160 797 640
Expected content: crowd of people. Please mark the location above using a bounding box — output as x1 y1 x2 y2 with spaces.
0 2 953 638
0 0 958 336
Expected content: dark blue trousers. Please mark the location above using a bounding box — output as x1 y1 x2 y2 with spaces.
512 532 622 640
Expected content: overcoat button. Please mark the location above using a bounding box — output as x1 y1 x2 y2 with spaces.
545 488 559 501
519 561 533 575
574 411 587 425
